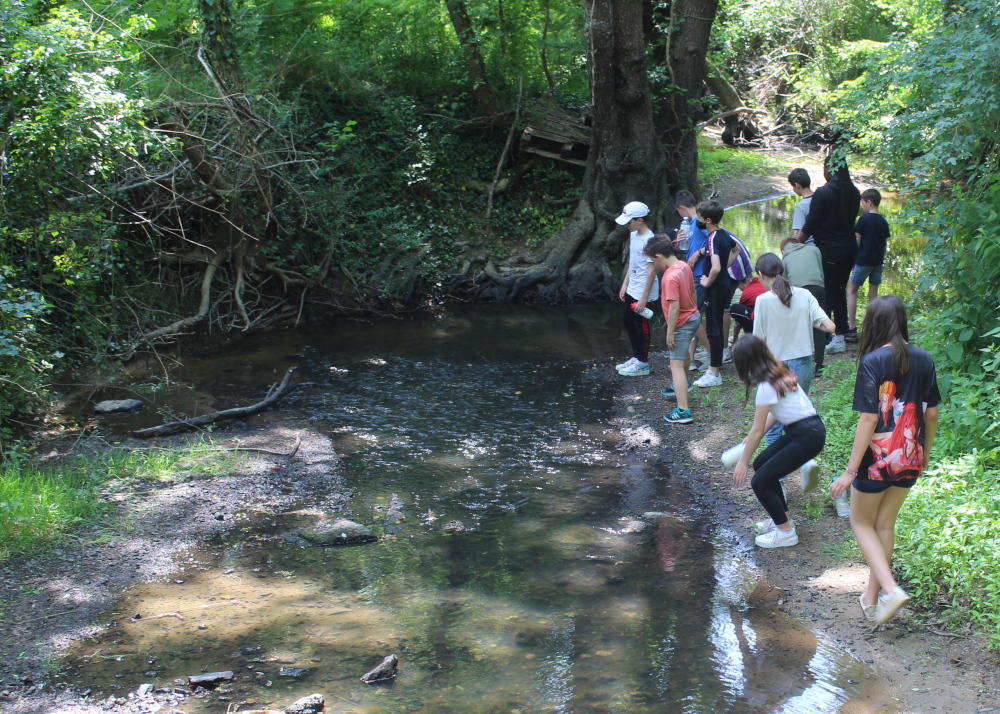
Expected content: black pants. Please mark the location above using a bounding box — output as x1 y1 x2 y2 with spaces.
705 276 733 368
751 415 826 525
730 303 754 335
804 284 826 372
622 294 660 362
819 244 857 336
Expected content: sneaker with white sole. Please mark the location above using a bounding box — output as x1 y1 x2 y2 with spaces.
859 593 876 623
663 407 693 424
755 526 798 548
618 360 650 376
661 379 692 398
873 586 911 628
616 357 638 371
693 371 723 388
722 347 732 363
835 492 851 517
754 517 794 535
693 348 709 362
826 339 846 354
800 459 820 493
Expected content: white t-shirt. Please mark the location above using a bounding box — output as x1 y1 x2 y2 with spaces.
756 381 817 425
626 229 659 301
753 287 829 361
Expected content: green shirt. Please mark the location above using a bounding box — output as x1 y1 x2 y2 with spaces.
782 242 824 288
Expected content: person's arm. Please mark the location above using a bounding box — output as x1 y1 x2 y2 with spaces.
801 186 827 238
734 403 771 487
923 406 938 469
831 412 879 497
687 246 705 271
619 270 628 301
701 254 721 288
815 317 836 333
726 244 741 269
635 261 656 312
666 300 680 349
856 231 862 246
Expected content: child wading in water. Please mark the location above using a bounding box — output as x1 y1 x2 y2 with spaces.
731 335 827 547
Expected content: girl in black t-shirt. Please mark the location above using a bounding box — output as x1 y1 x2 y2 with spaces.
830 296 940 630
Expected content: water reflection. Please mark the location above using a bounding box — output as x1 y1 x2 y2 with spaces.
725 194 925 300
66 307 891 713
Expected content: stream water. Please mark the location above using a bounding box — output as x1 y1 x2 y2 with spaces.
63 194 921 713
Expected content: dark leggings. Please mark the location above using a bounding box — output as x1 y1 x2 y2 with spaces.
622 294 660 362
819 245 857 337
751 415 826 525
705 276 733 368
804 284 826 372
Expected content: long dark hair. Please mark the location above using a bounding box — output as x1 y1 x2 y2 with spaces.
755 253 793 307
858 295 911 375
732 335 799 404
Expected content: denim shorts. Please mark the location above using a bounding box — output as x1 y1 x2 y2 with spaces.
669 313 701 360
851 264 884 286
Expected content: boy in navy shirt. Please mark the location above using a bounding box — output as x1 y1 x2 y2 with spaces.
693 200 741 388
846 189 891 341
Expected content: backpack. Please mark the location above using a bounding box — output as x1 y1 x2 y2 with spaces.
726 233 754 282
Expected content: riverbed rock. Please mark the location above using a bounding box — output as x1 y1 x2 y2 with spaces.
442 520 466 532
300 518 376 546
284 693 325 714
360 654 398 683
279 667 308 678
93 399 144 415
188 671 234 687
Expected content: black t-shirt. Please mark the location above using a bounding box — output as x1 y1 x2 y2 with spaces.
706 228 735 286
853 345 940 482
855 213 891 266
802 179 861 249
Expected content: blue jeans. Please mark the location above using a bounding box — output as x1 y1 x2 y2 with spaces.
765 356 814 447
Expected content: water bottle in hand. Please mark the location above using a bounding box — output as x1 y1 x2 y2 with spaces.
678 217 691 250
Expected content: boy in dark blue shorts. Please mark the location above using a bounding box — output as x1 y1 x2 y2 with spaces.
847 189 891 341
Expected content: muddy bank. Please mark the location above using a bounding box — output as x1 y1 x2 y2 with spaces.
0 424 343 713
608 347 1000 714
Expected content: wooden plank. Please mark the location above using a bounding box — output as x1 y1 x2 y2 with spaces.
522 146 588 166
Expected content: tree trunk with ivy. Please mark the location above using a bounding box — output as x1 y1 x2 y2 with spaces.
476 0 716 301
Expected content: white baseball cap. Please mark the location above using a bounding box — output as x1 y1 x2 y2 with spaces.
615 201 650 225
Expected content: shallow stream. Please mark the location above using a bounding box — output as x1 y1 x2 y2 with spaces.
64 193 922 712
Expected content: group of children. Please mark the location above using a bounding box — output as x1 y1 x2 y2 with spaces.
613 164 936 630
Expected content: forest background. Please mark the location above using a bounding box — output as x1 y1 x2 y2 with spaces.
1 0 999 640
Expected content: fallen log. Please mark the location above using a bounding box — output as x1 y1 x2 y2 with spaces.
132 369 300 438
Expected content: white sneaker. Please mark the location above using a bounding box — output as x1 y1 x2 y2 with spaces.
722 347 732 363
754 517 794 535
800 459 820 493
616 357 638 371
755 526 798 548
693 371 723 388
835 492 851 517
693 348 709 362
826 339 846 354
618 360 650 377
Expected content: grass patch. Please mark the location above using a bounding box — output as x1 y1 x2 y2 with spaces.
698 137 784 187
0 438 241 561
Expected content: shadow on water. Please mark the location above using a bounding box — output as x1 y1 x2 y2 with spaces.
68 305 894 713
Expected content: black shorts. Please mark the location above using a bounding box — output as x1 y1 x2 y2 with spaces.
852 476 917 494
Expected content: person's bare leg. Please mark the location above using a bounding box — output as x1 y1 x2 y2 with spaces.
723 311 732 350
671 359 689 410
851 486 909 607
690 323 709 360
848 282 861 330
870 282 880 301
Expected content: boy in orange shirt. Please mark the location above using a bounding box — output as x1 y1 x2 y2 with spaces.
645 236 700 424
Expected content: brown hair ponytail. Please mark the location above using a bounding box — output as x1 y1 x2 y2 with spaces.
755 253 792 307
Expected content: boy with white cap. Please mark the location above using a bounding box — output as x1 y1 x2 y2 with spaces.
615 201 660 377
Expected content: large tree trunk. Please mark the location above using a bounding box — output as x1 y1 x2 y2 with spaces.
445 0 499 113
477 0 714 301
652 0 720 196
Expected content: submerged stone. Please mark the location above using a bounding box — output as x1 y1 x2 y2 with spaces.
188 671 233 686
300 518 376 546
442 521 466 532
279 667 308 678
93 399 144 415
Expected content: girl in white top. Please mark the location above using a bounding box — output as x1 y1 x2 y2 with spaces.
731 335 827 548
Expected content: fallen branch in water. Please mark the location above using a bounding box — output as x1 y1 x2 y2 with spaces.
131 369 301 438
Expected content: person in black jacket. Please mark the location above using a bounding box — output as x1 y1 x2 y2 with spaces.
796 157 861 354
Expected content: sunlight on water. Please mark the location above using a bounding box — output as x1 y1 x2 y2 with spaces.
66 306 893 713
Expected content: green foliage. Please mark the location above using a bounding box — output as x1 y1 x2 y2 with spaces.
895 453 1000 642
697 137 781 186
